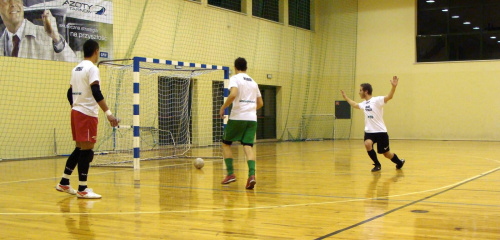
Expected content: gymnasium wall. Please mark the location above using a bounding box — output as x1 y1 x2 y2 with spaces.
353 0 500 141
0 0 358 159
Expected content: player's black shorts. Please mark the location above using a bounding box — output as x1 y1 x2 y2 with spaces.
364 132 390 154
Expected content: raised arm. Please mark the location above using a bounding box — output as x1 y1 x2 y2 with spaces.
340 90 360 109
384 76 398 103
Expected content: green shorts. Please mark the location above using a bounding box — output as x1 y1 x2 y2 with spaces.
222 120 257 146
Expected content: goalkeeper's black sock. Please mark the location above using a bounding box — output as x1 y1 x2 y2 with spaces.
78 185 88 192
59 147 81 185
77 150 94 191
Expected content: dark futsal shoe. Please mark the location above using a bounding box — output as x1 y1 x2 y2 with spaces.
371 164 381 172
396 159 405 170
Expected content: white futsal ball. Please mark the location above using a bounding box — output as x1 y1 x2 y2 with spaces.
194 158 204 169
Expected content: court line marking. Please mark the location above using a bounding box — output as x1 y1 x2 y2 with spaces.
314 166 500 239
0 162 193 185
0 166 498 216
0 146 494 185
451 189 500 193
1 142 498 216
0 146 340 186
421 200 500 208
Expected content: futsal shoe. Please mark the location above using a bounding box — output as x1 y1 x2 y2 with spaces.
371 164 381 172
77 188 102 199
221 174 236 184
396 159 405 170
55 184 76 195
245 175 256 190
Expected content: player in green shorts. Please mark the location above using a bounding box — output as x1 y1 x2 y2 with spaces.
219 57 263 189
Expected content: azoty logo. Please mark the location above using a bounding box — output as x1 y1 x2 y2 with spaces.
94 5 106 15
62 1 107 16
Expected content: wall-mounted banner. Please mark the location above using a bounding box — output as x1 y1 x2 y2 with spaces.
0 0 113 62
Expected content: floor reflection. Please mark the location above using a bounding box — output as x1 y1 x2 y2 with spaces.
57 196 99 240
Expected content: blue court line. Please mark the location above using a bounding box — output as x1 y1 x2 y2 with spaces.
314 168 500 239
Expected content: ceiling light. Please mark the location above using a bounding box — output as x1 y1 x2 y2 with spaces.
442 9 448 12
473 27 480 30
491 36 497 39
463 22 471 25
426 0 435 2
451 16 459 19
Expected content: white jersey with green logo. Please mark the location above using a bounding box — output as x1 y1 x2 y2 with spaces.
228 73 261 121
358 96 387 133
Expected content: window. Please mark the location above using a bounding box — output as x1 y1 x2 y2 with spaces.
208 0 242 12
417 0 500 62
289 0 310 30
253 0 280 22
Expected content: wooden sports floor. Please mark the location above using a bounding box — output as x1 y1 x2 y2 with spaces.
0 140 499 239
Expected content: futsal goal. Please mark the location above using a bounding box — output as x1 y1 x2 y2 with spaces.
92 57 230 169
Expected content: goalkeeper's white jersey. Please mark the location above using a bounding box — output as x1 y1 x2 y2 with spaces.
71 60 100 117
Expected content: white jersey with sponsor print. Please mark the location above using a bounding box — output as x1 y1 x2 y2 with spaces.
71 60 100 117
358 96 387 133
228 73 262 121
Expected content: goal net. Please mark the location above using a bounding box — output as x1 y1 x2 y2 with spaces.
92 57 229 168
300 114 336 140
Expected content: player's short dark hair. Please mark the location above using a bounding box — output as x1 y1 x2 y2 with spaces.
360 83 372 95
234 57 247 71
83 40 99 58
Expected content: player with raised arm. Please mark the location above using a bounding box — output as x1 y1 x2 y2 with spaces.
55 39 119 198
341 76 405 172
219 57 263 189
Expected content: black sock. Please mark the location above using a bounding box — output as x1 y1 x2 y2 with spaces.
78 150 94 191
60 178 70 186
59 147 81 185
78 185 88 192
391 153 402 164
368 149 381 166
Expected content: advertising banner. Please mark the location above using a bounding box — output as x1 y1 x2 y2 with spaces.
0 0 113 62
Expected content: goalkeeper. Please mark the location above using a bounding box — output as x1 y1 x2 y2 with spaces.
55 39 119 199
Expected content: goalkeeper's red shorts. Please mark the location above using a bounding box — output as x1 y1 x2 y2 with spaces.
71 110 99 143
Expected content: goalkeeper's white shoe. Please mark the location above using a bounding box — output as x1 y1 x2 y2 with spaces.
55 184 76 195
77 188 102 199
